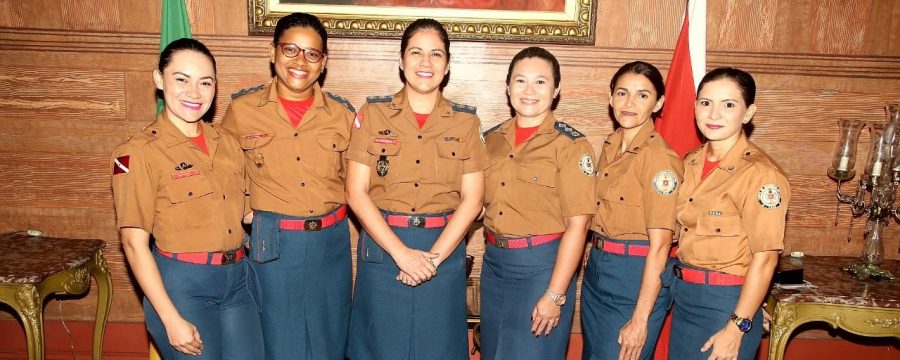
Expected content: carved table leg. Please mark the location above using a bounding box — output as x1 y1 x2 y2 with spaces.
13 284 45 360
768 302 798 360
87 249 112 360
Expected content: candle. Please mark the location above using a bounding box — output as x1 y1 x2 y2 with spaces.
837 156 850 171
872 161 883 176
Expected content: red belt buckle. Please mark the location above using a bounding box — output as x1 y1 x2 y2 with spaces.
157 247 245 266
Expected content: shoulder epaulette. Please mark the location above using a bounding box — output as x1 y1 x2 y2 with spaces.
451 101 477 115
367 95 393 103
483 122 502 136
554 121 585 140
231 84 265 100
326 92 355 113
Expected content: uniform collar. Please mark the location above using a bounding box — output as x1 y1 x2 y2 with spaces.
259 78 331 115
390 87 456 131
603 121 656 163
688 133 753 174
145 112 221 149
714 133 753 173
495 113 558 147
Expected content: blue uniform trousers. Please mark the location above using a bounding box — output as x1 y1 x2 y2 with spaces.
347 213 468 360
669 264 763 360
581 239 671 360
144 251 264 360
251 210 352 360
479 239 576 360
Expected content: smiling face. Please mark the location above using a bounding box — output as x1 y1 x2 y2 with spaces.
399 29 449 96
507 57 559 123
154 50 216 125
695 78 756 144
609 72 664 130
270 26 327 101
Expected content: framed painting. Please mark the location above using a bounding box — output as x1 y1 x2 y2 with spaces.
248 0 598 44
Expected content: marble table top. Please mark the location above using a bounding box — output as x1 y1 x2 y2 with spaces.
0 233 105 284
770 255 898 308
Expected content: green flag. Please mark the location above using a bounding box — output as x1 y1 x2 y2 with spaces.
158 0 193 113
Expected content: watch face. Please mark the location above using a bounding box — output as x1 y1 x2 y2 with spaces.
737 319 752 333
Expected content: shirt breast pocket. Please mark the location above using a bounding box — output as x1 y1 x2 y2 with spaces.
366 139 402 179
314 134 350 178
239 135 275 170
600 189 644 232
695 213 742 262
165 174 215 204
514 164 558 210
435 139 470 185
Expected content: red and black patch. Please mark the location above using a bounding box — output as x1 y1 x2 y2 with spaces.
113 156 130 175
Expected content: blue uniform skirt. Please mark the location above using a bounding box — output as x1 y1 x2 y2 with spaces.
347 211 468 360
669 263 763 360
250 210 352 360
580 237 671 360
145 250 264 360
479 236 576 360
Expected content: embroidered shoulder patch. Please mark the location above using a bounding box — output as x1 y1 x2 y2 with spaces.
326 92 355 113
113 155 130 175
652 169 678 196
451 101 477 115
231 84 265 100
579 154 594 176
366 95 393 103
758 184 782 209
554 121 585 140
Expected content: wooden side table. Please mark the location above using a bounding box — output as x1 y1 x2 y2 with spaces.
766 256 899 360
0 233 112 360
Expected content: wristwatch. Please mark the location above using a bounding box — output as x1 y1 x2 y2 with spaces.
545 289 566 306
729 313 752 333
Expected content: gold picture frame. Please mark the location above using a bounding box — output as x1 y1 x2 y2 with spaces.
248 0 597 44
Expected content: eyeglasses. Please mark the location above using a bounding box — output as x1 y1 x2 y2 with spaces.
275 43 325 63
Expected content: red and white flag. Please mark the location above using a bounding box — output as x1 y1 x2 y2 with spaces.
656 0 706 158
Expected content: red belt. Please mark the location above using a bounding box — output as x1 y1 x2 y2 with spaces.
675 266 745 286
385 213 452 228
156 247 245 265
485 230 562 249
279 204 348 231
591 232 677 257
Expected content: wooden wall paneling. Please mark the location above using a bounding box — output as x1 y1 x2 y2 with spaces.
0 0 24 28
0 0 65 30
60 0 121 32
118 0 160 34
712 0 779 53
811 0 871 55
771 0 814 54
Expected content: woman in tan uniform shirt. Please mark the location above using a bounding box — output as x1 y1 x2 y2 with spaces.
669 67 790 360
480 47 597 359
111 38 263 359
345 18 488 359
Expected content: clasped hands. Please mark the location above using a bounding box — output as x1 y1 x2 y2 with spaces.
393 247 440 286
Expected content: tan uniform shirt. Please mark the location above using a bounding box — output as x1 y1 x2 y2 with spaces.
676 134 790 276
592 122 684 239
111 114 246 253
220 80 354 217
483 114 597 237
346 88 488 214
